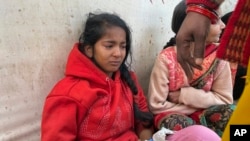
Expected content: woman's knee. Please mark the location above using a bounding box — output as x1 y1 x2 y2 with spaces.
160 113 195 131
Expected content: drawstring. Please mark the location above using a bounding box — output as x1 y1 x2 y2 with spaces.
106 77 112 94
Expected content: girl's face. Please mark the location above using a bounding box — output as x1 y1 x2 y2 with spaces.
206 11 226 44
89 26 126 77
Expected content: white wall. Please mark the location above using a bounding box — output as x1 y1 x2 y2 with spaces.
0 0 237 140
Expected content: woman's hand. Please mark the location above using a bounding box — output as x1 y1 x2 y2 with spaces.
176 12 210 80
167 91 181 103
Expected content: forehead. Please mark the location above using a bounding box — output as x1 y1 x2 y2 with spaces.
216 8 222 17
103 26 125 36
99 26 126 43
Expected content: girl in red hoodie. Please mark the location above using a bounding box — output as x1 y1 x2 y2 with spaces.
41 12 153 141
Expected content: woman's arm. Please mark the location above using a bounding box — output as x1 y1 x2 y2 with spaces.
130 72 154 140
176 0 225 79
178 61 234 108
41 96 86 141
148 54 197 115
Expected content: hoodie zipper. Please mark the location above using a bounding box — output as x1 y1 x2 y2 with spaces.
106 77 112 94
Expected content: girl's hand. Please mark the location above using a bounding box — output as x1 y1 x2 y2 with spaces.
139 129 153 141
167 91 181 103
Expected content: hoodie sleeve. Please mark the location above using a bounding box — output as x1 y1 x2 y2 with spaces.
131 72 150 113
130 72 154 139
41 96 87 141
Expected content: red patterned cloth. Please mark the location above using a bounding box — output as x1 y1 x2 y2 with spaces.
217 0 250 67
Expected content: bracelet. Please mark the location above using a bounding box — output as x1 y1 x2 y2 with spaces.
192 4 218 16
186 4 219 24
186 0 222 10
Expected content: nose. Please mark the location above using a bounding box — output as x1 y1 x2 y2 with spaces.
220 19 226 29
113 46 122 57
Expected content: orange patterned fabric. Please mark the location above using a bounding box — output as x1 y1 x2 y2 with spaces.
191 49 217 83
161 44 225 91
217 0 250 66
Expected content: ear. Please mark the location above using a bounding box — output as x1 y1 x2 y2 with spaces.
84 45 93 58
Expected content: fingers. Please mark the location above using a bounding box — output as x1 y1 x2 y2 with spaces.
176 38 195 80
175 12 211 79
190 12 210 65
192 26 208 67
178 56 194 80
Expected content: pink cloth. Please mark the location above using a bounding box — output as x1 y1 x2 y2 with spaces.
166 125 221 141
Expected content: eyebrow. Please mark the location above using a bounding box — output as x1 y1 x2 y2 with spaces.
103 40 126 44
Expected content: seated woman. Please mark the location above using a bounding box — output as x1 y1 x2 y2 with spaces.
148 0 235 137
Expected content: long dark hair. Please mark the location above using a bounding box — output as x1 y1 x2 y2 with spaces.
163 0 186 49
78 12 153 127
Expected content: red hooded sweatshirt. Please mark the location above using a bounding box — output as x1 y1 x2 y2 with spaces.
41 43 150 141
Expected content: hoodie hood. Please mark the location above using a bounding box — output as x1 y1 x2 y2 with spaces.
65 43 120 86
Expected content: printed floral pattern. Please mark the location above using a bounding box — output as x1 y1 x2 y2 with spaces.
160 104 236 137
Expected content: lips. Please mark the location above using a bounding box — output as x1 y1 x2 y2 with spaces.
109 61 121 66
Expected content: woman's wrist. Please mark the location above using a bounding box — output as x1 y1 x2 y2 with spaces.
186 0 224 10
186 4 219 24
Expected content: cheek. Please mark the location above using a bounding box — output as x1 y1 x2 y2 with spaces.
93 50 108 64
206 34 213 42
94 52 108 62
207 29 220 41
121 50 126 59
206 34 219 43
209 26 221 35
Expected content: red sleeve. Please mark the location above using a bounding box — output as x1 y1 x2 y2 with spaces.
186 0 224 10
130 72 154 135
41 96 87 141
130 72 149 112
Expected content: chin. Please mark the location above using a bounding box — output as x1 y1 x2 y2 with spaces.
110 68 120 72
212 38 220 43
